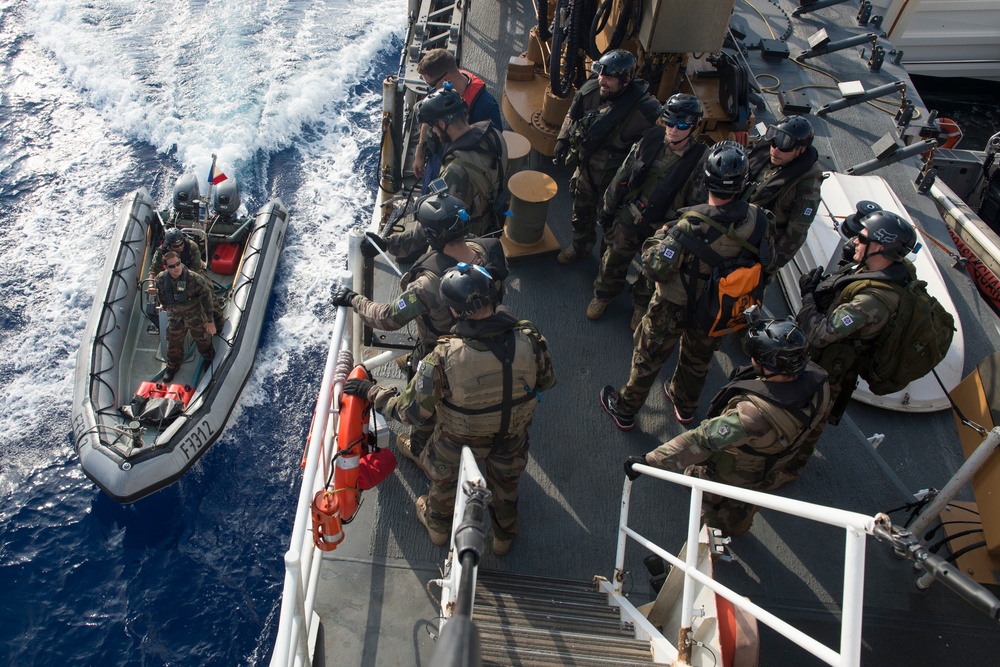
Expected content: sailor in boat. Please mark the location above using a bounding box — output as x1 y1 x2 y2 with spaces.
147 227 204 285
624 318 830 536
587 93 709 326
154 251 221 383
552 49 662 265
737 115 825 270
790 210 920 482
342 263 556 556
412 48 503 190
332 192 508 462
600 142 773 430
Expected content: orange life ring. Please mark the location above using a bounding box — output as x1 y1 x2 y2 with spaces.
938 117 963 149
333 364 373 522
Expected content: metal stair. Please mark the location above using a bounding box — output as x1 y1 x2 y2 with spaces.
473 570 657 666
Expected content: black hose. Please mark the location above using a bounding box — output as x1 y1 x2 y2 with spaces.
537 0 551 42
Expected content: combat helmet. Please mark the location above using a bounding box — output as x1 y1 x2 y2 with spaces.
764 115 815 151
661 93 703 128
172 173 201 216
703 141 749 196
164 228 186 248
744 319 809 375
213 178 241 216
591 49 637 85
416 192 471 251
859 210 917 262
417 87 468 126
439 263 498 320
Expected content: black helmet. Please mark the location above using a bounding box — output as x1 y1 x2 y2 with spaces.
439 263 498 319
859 210 917 262
661 93 703 127
417 88 468 126
415 192 471 251
213 178 241 216
591 49 637 84
744 319 809 375
703 141 749 196
164 228 186 247
764 115 814 151
172 173 200 214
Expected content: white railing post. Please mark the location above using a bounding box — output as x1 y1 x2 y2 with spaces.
613 478 633 597
839 526 867 667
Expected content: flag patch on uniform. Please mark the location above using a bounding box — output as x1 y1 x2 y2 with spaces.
804 207 813 216
717 424 730 436
660 247 675 259
841 315 854 326
397 298 407 309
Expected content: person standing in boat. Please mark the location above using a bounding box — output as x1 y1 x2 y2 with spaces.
331 193 508 463
412 48 503 190
552 49 662 265
623 318 830 536
599 142 773 430
154 251 221 382
342 264 556 555
586 94 709 327
738 115 824 270
788 210 918 482
147 227 203 284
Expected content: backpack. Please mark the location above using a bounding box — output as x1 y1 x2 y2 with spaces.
669 209 769 337
840 277 955 395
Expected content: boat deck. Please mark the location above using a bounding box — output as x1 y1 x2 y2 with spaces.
313 1 1000 665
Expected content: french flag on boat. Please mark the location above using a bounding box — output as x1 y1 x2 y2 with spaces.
208 162 227 185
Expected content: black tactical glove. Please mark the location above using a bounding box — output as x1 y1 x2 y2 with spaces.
598 211 616 230
840 238 856 264
798 267 825 298
343 378 375 399
331 284 358 308
361 231 389 258
624 455 647 481
552 139 568 166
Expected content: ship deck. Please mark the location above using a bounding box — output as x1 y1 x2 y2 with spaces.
312 2 1000 665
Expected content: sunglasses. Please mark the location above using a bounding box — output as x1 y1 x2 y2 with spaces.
425 72 447 89
165 261 182 269
856 234 871 246
664 121 692 130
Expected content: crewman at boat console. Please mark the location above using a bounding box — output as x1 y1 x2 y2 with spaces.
342 263 555 556
332 192 508 463
624 318 831 536
154 251 222 383
600 142 774 431
552 49 662 265
586 93 709 327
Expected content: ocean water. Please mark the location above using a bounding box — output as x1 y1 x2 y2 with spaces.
0 2 404 665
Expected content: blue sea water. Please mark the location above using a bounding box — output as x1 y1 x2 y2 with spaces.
0 2 405 664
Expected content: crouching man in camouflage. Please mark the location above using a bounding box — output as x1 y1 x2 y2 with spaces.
155 251 222 382
343 263 556 555
624 319 830 536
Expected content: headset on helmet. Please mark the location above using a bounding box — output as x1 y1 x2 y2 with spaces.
439 263 499 319
415 192 471 251
703 141 749 196
743 319 809 375
763 115 814 151
591 49 637 84
164 228 186 247
859 210 917 262
172 173 201 215
212 178 241 216
661 93 703 128
417 88 468 126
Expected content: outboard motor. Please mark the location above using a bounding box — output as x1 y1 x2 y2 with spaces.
212 177 241 218
172 173 201 221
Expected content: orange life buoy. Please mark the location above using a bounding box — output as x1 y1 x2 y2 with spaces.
938 117 963 149
333 365 373 522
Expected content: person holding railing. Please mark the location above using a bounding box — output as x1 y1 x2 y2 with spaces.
624 318 830 536
342 263 556 555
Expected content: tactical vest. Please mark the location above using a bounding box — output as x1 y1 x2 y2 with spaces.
436 327 542 440
157 267 194 306
812 262 909 335
741 144 821 207
704 364 829 477
442 123 507 226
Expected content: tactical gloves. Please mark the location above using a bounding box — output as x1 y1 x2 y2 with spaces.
331 284 358 308
624 455 647 481
552 139 568 166
343 378 375 399
798 267 825 298
361 232 389 258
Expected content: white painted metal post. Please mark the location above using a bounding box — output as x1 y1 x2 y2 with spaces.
614 478 633 597
839 526 867 666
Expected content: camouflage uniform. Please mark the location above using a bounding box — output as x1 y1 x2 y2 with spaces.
739 143 823 270
594 128 708 309
348 239 508 455
369 306 556 539
644 362 830 534
156 266 218 374
150 238 204 275
785 261 906 477
615 201 773 418
439 121 508 236
556 77 661 254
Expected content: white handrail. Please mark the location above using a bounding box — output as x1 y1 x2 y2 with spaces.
605 464 879 667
